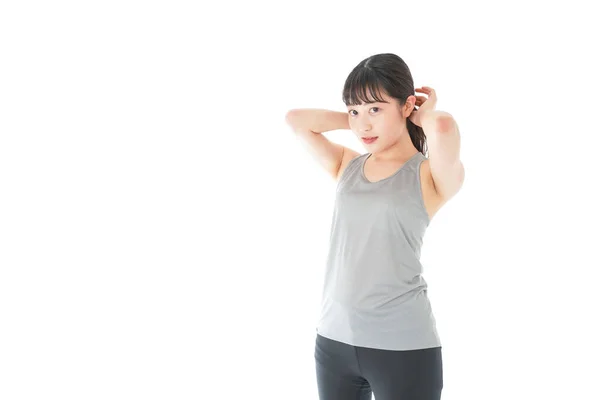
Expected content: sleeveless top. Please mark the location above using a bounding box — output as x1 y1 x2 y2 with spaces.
315 151 441 351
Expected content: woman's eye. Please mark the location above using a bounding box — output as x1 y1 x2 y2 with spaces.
349 108 378 116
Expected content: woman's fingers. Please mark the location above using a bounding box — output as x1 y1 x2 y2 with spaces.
416 87 435 96
415 95 427 105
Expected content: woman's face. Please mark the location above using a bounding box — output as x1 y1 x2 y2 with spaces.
346 90 415 150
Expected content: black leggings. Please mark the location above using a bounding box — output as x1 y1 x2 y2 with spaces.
314 334 443 400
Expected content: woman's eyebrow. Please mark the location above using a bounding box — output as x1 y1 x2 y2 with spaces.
348 100 389 107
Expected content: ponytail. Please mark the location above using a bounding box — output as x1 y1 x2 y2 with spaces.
406 109 428 157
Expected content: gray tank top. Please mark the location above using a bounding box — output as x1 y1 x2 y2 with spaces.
316 151 441 350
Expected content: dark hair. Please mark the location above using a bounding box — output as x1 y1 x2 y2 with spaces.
342 53 428 156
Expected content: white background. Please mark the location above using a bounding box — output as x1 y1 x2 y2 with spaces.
1 1 599 399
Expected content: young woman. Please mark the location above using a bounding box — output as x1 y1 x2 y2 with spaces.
285 53 465 400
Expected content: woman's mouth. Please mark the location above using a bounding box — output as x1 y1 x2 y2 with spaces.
362 137 378 144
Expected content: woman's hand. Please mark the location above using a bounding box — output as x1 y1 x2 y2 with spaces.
409 86 437 127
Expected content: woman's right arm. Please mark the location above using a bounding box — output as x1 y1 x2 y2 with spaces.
285 109 360 181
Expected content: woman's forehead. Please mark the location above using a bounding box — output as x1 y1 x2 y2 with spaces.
347 95 393 106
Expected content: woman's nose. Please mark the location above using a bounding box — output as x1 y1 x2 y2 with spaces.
359 123 372 133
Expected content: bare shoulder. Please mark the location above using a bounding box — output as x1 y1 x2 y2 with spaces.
335 147 362 181
419 157 447 221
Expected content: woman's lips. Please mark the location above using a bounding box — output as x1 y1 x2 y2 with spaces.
362 137 378 144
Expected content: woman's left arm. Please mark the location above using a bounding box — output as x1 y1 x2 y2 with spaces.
420 110 465 200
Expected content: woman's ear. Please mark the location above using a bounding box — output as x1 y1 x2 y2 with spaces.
404 95 416 117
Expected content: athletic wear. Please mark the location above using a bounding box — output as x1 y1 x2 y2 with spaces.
316 151 441 351
315 333 443 400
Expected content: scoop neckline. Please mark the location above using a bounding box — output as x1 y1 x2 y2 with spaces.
360 151 422 184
